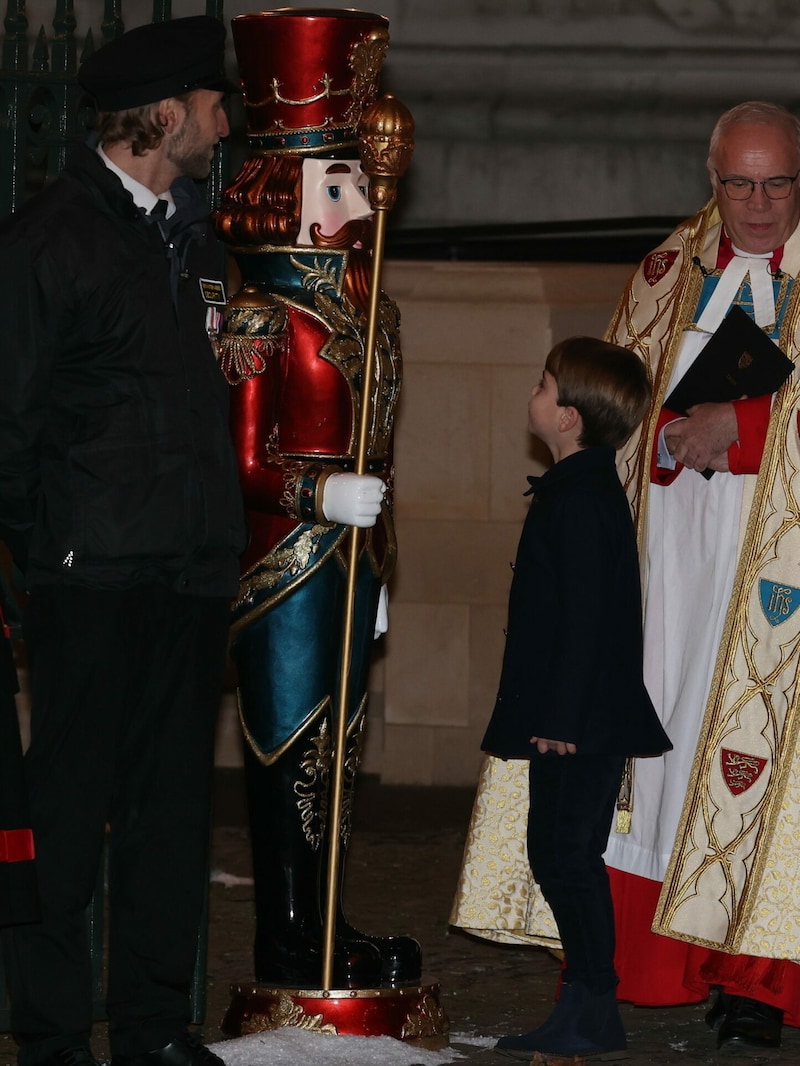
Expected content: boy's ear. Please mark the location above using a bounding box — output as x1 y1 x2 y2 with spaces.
558 405 582 434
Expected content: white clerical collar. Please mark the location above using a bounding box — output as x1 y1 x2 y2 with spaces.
730 240 773 260
97 145 175 218
696 237 777 332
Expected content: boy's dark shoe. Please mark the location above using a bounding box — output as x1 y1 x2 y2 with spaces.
39 1050 102 1066
496 982 628 1061
716 995 783 1051
495 981 578 1057
110 1031 224 1066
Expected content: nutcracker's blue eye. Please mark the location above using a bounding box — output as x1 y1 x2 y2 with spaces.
326 186 341 201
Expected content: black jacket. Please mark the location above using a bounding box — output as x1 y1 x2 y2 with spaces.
0 143 246 596
482 447 671 758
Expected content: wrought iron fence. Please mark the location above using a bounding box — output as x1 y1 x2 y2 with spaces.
0 0 226 218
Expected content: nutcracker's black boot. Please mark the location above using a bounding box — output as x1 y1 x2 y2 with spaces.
335 913 422 986
331 733 423 986
243 739 382 989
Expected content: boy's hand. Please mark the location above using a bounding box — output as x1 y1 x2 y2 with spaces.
530 736 577 755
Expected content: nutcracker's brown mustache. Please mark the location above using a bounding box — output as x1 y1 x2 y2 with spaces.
309 219 374 313
310 217 373 251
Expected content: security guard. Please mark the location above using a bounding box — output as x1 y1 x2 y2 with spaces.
0 18 246 1066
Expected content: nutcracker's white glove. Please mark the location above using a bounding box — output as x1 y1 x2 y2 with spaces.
374 584 389 639
322 472 386 527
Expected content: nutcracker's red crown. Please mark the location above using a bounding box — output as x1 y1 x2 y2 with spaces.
231 8 390 155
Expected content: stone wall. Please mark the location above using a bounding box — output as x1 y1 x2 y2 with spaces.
365 258 633 785
226 0 800 228
25 0 800 228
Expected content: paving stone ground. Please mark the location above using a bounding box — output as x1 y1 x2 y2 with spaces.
2 772 799 1065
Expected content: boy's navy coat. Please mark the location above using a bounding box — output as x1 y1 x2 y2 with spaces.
482 447 671 759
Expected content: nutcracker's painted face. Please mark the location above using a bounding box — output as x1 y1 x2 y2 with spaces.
297 158 372 247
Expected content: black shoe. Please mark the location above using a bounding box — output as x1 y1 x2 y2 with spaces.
336 917 423 985
717 995 783 1051
497 1030 627 1063
40 1050 102 1066
496 986 579 1059
496 983 628 1061
705 987 732 1030
111 1031 224 1066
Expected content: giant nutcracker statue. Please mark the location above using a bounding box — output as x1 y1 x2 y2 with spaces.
213 8 447 1042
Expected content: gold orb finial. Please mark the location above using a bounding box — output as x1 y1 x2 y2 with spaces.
358 93 415 210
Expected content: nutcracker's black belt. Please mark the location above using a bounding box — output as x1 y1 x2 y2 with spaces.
282 454 387 474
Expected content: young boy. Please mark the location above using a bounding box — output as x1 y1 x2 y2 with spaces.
483 336 672 1062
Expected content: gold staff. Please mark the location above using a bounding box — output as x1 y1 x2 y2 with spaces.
321 93 416 989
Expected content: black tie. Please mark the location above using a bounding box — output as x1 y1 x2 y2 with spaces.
149 199 169 218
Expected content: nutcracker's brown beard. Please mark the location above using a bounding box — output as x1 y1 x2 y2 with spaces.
311 219 374 314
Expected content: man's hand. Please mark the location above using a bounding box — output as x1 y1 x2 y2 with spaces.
530 736 577 755
706 451 731 473
664 401 738 471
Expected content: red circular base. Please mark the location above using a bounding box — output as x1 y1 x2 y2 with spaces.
222 978 450 1048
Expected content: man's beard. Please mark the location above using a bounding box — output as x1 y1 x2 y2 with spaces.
166 117 214 181
311 219 374 315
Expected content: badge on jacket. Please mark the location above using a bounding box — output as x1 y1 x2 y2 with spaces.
199 278 227 305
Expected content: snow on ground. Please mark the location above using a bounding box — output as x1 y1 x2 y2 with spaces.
210 1029 494 1065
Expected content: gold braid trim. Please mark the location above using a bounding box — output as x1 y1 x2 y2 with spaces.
612 201 800 955
215 287 288 385
262 426 339 524
654 286 800 953
294 701 367 851
608 203 711 836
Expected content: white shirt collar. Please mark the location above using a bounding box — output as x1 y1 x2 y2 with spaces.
97 145 175 218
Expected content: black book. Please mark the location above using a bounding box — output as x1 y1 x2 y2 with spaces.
664 305 794 479
665 304 794 414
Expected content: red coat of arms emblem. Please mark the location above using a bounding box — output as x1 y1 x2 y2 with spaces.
643 249 679 287
721 748 768 795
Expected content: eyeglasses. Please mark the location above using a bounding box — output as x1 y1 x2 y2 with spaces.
715 169 800 200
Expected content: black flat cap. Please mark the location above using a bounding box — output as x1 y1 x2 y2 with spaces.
79 15 237 111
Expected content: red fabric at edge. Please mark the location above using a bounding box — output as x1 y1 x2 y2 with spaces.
0 828 35 863
609 866 800 1026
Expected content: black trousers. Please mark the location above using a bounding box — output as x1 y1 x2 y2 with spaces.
527 752 625 995
0 584 230 1064
0 619 38 928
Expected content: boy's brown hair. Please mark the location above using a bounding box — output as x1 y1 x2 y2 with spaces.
545 336 651 450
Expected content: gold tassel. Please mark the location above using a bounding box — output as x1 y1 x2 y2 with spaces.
616 808 632 834
615 757 634 834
